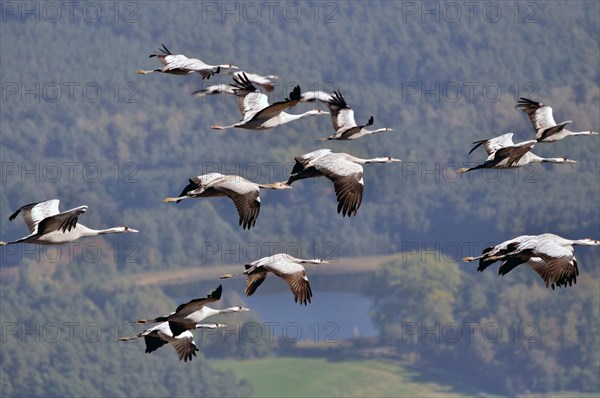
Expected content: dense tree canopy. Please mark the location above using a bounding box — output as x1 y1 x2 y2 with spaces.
1 1 598 396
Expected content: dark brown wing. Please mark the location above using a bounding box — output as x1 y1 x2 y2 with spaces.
36 206 87 234
173 285 223 317
231 191 260 230
170 331 199 362
491 141 536 167
332 174 363 217
278 270 313 306
250 85 301 122
143 332 167 354
527 254 579 289
312 155 364 217
538 121 571 142
496 251 534 276
245 272 267 297
216 181 261 230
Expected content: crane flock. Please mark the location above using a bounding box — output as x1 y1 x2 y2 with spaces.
2 43 598 362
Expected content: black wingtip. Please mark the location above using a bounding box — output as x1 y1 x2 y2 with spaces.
286 85 301 102
515 97 540 108
468 140 487 155
8 209 20 222
231 72 256 92
330 90 349 108
211 284 223 300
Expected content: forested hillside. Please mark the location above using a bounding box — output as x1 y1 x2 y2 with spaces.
368 253 600 394
1 1 598 396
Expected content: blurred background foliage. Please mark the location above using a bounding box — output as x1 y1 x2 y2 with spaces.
1 1 598 396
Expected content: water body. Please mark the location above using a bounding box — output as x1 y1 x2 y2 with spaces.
243 291 377 341
173 290 377 341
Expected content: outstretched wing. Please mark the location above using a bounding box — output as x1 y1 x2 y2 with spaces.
170 331 199 362
9 199 61 232
191 84 234 98
492 140 536 167
287 149 333 183
215 177 261 230
149 43 173 61
469 133 515 156
274 268 313 306
143 333 168 354
314 156 364 217
35 205 88 235
528 241 578 289
526 252 578 289
245 271 268 297
232 71 277 92
230 72 269 118
328 91 357 133
516 97 559 136
177 174 227 201
300 90 332 103
173 285 223 318
250 85 301 122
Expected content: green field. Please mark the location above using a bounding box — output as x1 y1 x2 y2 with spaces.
213 357 464 397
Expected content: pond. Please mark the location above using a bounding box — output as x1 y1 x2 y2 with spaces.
172 289 378 341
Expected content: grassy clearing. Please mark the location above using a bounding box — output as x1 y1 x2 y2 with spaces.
212 357 465 398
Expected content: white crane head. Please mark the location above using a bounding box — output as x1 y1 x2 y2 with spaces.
369 156 401 163
113 226 139 233
219 64 239 71
557 157 577 164
194 322 227 329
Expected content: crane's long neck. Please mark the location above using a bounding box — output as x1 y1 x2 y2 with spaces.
356 157 395 164
298 258 327 264
77 225 125 237
518 152 570 165
255 183 287 189
280 109 325 123
188 306 246 323
538 157 574 164
564 129 599 136
194 323 226 329
571 239 600 246
280 111 315 123
358 128 392 138
202 306 249 317
216 306 248 314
